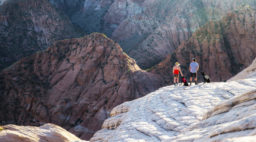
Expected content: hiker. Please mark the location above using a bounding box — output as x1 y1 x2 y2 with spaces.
173 62 183 85
189 58 199 85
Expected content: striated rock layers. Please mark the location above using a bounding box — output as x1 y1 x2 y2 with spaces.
0 123 87 142
0 0 80 70
151 8 256 82
49 0 113 34
114 0 256 68
49 0 256 68
0 33 164 140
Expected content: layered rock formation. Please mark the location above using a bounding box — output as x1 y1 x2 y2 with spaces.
0 33 164 140
0 0 80 70
0 123 87 142
49 0 256 68
90 58 256 142
49 0 113 34
151 8 256 82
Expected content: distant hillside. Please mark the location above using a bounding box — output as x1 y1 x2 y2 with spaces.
49 0 256 68
151 8 256 82
0 0 80 70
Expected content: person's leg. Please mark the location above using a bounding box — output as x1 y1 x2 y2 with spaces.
194 73 198 84
173 76 176 84
190 73 192 85
177 75 179 85
174 75 179 84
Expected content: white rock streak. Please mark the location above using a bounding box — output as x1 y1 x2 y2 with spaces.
91 69 256 141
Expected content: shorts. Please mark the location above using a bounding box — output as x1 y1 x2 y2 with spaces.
173 74 179 77
190 73 197 78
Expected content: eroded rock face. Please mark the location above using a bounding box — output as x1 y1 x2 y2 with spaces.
0 123 87 142
151 9 256 82
49 0 114 34
0 33 164 140
0 0 80 70
229 58 256 81
100 0 256 69
149 55 173 84
49 0 256 68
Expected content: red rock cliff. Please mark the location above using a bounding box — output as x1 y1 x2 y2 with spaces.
0 33 164 140
151 9 256 82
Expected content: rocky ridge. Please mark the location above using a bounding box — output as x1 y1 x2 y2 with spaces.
0 0 80 70
0 123 87 142
151 8 256 82
90 58 256 141
0 33 164 140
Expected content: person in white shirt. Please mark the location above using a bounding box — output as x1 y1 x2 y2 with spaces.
189 58 199 85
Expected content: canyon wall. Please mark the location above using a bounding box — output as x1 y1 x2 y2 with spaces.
0 33 164 140
151 8 256 82
0 0 80 70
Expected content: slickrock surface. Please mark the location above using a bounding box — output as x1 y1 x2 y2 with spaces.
0 123 87 142
172 89 256 142
0 33 164 140
151 8 256 82
0 0 80 70
90 59 256 142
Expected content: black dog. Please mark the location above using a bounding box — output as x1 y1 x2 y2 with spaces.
201 72 210 83
182 77 189 86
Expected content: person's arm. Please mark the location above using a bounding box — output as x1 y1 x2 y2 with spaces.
179 67 183 76
197 63 199 72
189 64 191 72
172 67 175 74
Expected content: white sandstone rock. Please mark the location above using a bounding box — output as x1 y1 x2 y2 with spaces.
0 123 87 142
90 60 256 142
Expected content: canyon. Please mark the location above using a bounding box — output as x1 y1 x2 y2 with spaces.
0 0 256 141
151 8 256 82
0 33 163 140
1 0 255 81
49 0 256 69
